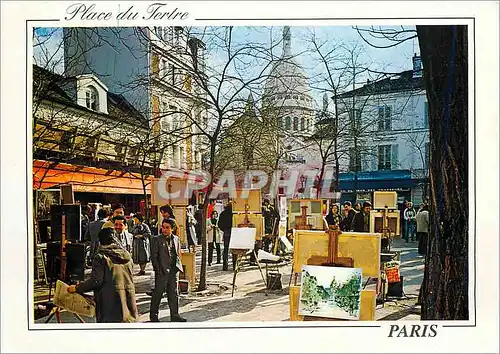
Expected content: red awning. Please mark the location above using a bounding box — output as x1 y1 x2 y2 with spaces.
32 160 153 195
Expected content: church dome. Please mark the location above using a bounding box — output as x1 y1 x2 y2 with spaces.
263 27 314 110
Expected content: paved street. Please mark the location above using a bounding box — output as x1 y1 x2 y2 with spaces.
36 237 424 323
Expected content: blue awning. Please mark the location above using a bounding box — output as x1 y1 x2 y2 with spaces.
338 170 423 192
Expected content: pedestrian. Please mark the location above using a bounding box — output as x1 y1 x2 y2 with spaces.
325 203 341 228
416 204 429 254
85 208 108 265
194 204 203 246
81 204 91 241
218 202 235 271
131 213 151 276
186 205 198 253
207 200 215 219
404 202 417 242
146 205 178 297
102 203 126 229
354 202 362 212
67 227 138 323
113 215 133 252
149 218 187 323
206 210 222 266
351 201 372 232
339 201 356 231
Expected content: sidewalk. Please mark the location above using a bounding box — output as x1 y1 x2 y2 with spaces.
36 237 425 323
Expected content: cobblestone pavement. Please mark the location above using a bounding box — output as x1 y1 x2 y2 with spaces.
37 237 425 323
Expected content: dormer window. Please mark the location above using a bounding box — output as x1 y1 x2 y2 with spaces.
85 86 99 111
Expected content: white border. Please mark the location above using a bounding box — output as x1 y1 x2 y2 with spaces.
1 1 498 353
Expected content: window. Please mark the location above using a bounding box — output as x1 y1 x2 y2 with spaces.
174 27 183 49
285 116 291 130
169 106 179 130
293 117 298 131
285 95 291 99
378 144 398 170
160 59 167 79
349 148 361 172
424 102 429 128
349 109 361 133
378 106 392 131
300 96 304 101
293 95 298 99
300 117 305 130
278 117 284 129
85 86 99 111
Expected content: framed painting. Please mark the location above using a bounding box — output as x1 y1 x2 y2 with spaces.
298 265 363 320
151 178 189 206
232 189 262 213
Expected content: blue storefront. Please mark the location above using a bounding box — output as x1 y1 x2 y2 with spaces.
339 170 425 206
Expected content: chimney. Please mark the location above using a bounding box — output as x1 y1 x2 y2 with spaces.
412 53 422 78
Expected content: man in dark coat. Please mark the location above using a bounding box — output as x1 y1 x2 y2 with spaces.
218 202 235 271
339 201 356 231
351 201 372 233
85 208 108 264
149 218 186 322
67 228 138 323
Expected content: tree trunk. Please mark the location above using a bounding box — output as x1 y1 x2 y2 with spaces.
417 25 468 320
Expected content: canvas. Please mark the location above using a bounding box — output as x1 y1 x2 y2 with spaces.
298 265 363 320
232 189 262 213
229 227 257 250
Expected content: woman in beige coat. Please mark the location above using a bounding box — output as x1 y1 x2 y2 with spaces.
206 210 222 266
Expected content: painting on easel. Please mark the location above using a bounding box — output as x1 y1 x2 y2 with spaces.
298 265 363 320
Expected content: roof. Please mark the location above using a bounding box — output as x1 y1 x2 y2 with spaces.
334 70 425 99
33 65 148 128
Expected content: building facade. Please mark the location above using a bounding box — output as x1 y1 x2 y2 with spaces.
63 27 209 174
335 55 429 205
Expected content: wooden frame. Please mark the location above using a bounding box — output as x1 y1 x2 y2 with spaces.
232 213 264 240
151 178 189 206
288 199 324 229
232 189 262 213
292 230 381 278
373 191 398 210
370 210 401 236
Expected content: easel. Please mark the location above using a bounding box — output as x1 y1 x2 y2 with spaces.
302 225 355 321
294 206 312 230
44 213 86 323
231 204 267 297
380 206 394 252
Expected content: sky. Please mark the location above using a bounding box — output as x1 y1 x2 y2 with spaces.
33 25 419 107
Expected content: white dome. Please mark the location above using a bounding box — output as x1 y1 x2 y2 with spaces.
263 27 314 111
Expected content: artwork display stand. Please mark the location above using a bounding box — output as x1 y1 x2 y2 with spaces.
44 214 86 324
294 206 312 230
301 226 356 321
231 204 266 297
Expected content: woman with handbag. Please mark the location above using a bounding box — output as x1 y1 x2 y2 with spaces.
132 213 151 276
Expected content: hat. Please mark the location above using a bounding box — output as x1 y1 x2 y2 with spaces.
363 201 372 208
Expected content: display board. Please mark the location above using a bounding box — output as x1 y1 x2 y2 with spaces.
232 189 262 213
293 230 381 277
151 178 189 206
288 199 324 229
232 213 264 240
180 251 196 287
373 191 398 209
370 211 401 236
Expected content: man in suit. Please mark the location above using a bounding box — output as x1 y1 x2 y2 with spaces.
113 215 133 253
149 218 187 322
339 201 356 231
351 201 372 232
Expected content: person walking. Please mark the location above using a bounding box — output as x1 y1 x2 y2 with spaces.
416 204 429 254
404 202 417 242
67 228 138 323
186 205 198 253
339 201 356 231
131 213 151 276
325 203 342 228
149 218 186 322
206 210 222 266
102 203 126 229
194 204 203 246
85 208 108 265
218 202 235 271
351 201 372 232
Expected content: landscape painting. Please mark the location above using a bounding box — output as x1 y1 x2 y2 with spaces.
298 265 363 320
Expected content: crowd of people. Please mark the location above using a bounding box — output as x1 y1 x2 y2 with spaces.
324 199 429 255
